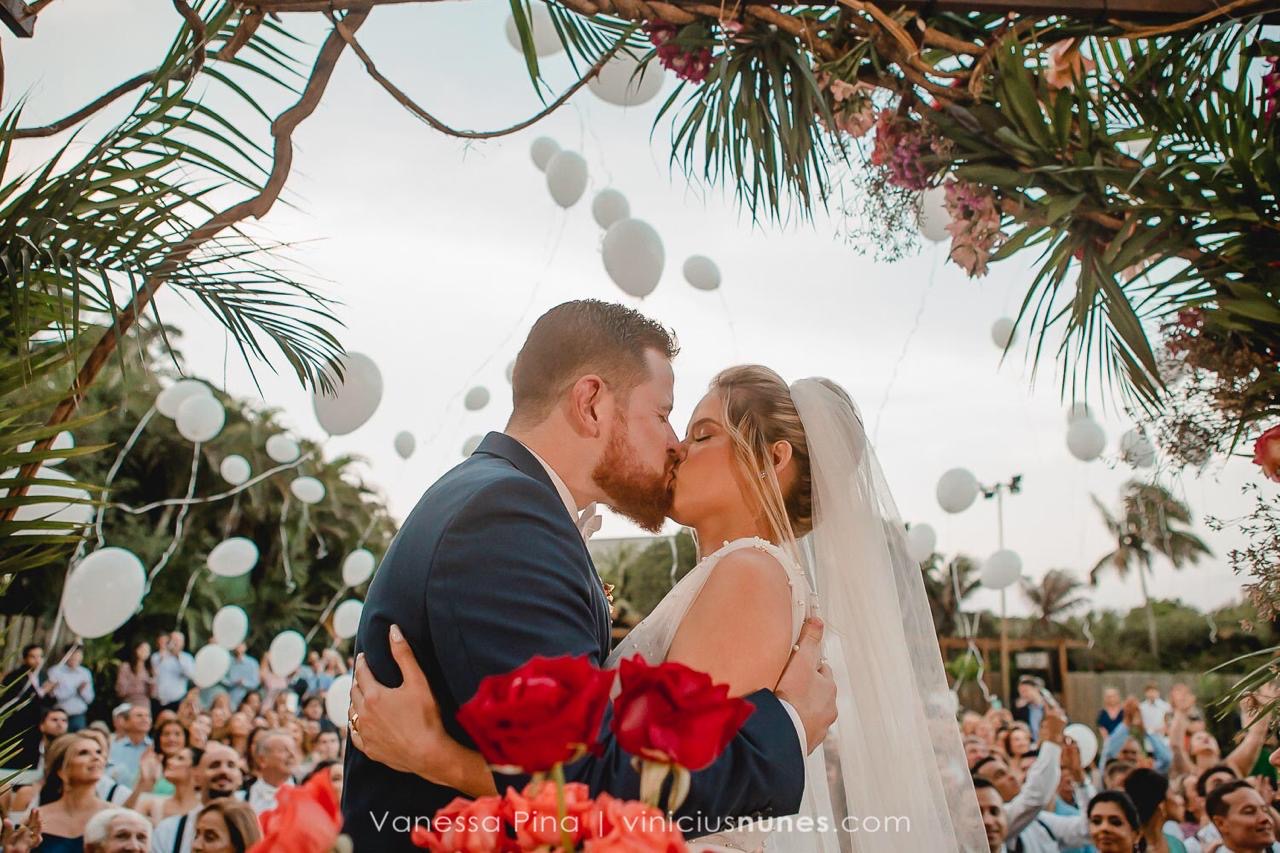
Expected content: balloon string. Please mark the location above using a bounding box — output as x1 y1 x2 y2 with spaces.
873 245 939 443
92 405 159 553
716 288 742 363
110 452 314 514
222 492 241 539
147 442 202 587
306 587 346 645
174 566 204 629
279 494 296 592
354 512 381 550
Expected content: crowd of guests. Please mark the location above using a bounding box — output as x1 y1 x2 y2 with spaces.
968 675 1280 853
0 635 349 853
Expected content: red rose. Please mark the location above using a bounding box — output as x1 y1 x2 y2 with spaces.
410 796 512 853
1254 425 1280 482
250 771 341 853
457 655 615 773
502 779 595 848
611 656 753 771
583 793 688 853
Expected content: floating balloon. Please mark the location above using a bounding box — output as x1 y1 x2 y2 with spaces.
683 256 721 292
530 136 560 172
220 455 251 487
991 318 1016 349
592 189 630 229
603 219 664 298
463 435 483 457
268 630 306 677
905 524 937 563
62 547 145 639
212 605 249 648
16 431 76 466
545 150 588 208
1067 419 1106 462
290 476 325 505
333 599 363 640
1064 723 1099 768
936 468 980 514
325 673 353 728
589 53 664 107
919 186 950 243
503 2 563 57
176 395 225 444
207 537 260 578
313 352 384 437
156 379 211 419
980 549 1023 590
1120 429 1156 469
265 434 300 464
192 644 232 689
464 386 491 412
5 466 93 531
394 431 416 460
342 549 376 587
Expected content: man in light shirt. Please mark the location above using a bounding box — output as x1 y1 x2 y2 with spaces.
151 743 246 853
48 645 94 731
248 729 299 815
109 702 153 787
154 631 194 711
221 645 261 711
1140 682 1173 735
1206 780 1280 853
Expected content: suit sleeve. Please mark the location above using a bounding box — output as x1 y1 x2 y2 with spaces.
426 478 805 828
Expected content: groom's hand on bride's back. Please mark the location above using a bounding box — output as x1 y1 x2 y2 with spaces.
774 617 837 754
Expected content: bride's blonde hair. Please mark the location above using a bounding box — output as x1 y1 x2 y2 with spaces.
709 366 814 546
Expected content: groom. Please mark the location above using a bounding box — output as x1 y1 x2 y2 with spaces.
342 300 836 851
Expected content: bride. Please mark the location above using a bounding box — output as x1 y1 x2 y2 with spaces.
352 365 986 852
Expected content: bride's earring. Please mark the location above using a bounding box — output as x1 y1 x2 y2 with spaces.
759 471 768 480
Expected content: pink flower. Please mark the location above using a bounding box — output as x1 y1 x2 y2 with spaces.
943 180 1006 278
871 110 935 190
1045 40 1095 91
1263 57 1280 120
645 23 717 83
1253 425 1280 483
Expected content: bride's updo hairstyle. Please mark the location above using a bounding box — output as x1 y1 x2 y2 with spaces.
709 366 815 543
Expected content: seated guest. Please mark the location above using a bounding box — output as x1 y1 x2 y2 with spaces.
1205 779 1280 853
1122 767 1193 853
973 778 1009 853
1196 764 1243 846
189 801 260 853
35 734 112 852
300 730 341 779
144 748 201 826
150 744 244 853
246 731 297 816
966 735 992 769
83 808 150 853
1088 790 1144 853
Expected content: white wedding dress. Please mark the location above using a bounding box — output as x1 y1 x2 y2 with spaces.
605 379 989 853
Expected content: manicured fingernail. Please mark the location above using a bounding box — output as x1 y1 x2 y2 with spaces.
390 624 404 643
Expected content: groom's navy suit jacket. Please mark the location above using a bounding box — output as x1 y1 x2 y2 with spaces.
342 432 805 852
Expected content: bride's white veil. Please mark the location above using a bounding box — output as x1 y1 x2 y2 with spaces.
782 378 987 853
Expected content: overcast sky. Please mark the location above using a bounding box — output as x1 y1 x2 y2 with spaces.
7 0 1269 620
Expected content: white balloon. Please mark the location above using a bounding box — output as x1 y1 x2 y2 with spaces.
342 549 376 587
332 599 363 640
980 549 1023 590
1064 723 1100 768
16 431 76 466
503 2 563 57
1066 403 1092 424
268 630 306 677
589 53 664 107
290 476 325 505
905 524 937 563
1067 419 1106 462
1120 429 1156 469
176 395 225 444
61 547 145 639
4 466 93 532
464 386 490 412
603 219 664 299
207 537 260 578
682 255 721 292
325 673 353 728
545 150 588 208
212 605 249 648
463 435 483 457
220 455 251 486
936 468 980 514
505 361 516 384
313 352 384 437
592 189 630 229
393 431 416 460
192 644 232 688
919 186 950 243
265 434 300 464
530 137 560 172
991 317 1016 349
156 379 212 419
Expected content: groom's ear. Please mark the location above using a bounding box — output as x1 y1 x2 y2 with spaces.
568 374 608 438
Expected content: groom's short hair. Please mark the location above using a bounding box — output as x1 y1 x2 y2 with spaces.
510 300 678 425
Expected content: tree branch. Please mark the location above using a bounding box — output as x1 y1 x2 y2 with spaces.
12 72 154 138
0 9 371 522
328 10 615 139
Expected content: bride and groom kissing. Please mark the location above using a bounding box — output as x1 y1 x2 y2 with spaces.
341 299 988 852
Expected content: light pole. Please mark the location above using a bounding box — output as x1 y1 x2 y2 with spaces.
979 474 1022 704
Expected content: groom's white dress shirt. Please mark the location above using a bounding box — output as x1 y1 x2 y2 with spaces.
517 437 810 767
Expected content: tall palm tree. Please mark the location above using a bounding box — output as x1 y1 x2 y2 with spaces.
1091 481 1212 658
1021 569 1090 630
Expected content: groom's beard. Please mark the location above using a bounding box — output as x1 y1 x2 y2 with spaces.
592 417 673 534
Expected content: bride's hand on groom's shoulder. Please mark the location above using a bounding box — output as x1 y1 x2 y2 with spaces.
774 617 837 755
350 625 449 782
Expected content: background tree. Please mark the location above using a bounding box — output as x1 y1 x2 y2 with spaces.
922 553 981 636
1022 569 1090 632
